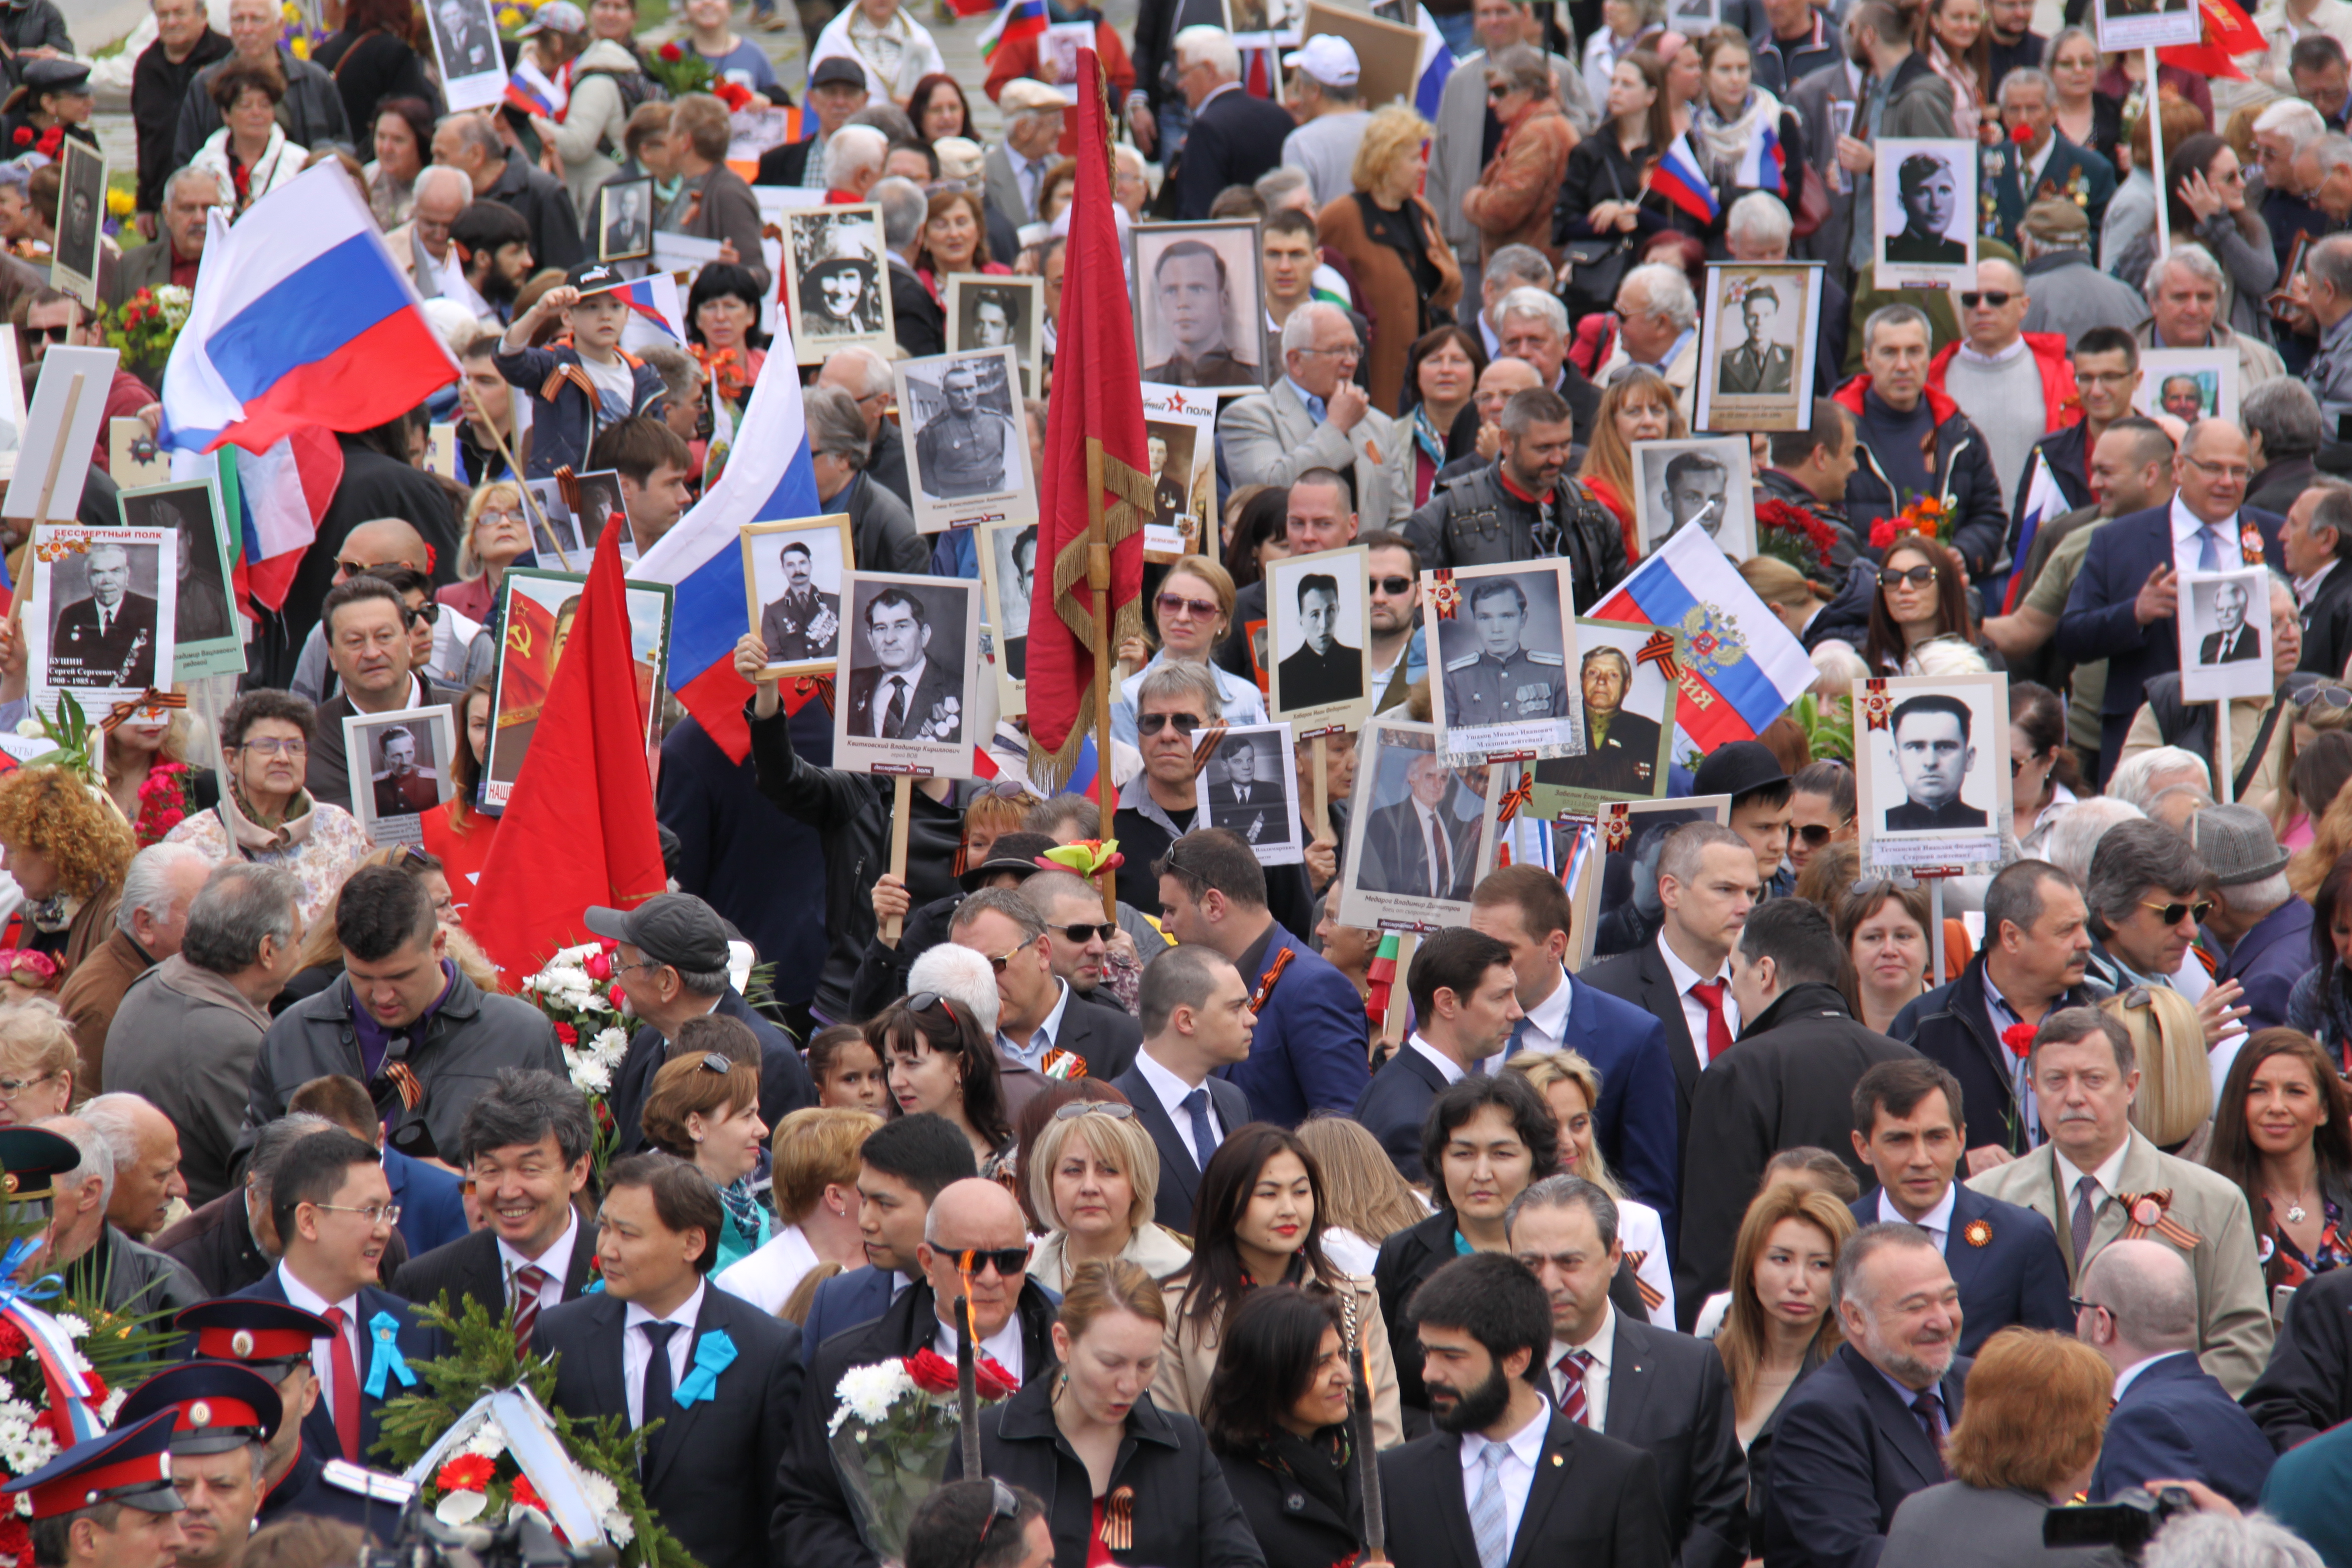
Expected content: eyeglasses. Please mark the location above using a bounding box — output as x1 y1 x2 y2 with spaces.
1848 871 1920 895
1156 592 1220 621
236 737 308 757
1879 565 1938 589
1053 1100 1136 1122
312 1202 403 1227
614 958 666 976
970 781 1033 802
954 1244 1032 1278
1137 712 1204 737
2067 1295 2109 1317
984 935 1039 975
477 509 526 528
2140 898 2214 926
2119 985 2155 1010
1958 291 2014 308
333 558 391 578
976 1479 1020 1549
0 1071 55 1097
2293 685 2352 711
2183 454 2251 482
1302 343 1363 361
2010 747 2049 777
1372 576 1415 596
1485 82 1513 98
404 601 441 628
1053 921 1118 944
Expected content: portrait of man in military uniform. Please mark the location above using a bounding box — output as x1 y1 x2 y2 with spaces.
1274 571 1364 711
47 539 160 690
995 524 1035 681
1535 645 1661 796
1438 577 1571 741
1881 693 1990 831
759 540 842 665
370 726 442 818
912 360 1021 500
1138 233 1263 389
1716 284 1794 397
1884 150 1970 265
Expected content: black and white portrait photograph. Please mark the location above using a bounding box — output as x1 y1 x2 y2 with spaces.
120 478 240 679
1265 544 1372 733
569 469 630 551
598 178 654 263
1855 672 2011 870
1874 139 1977 289
28 524 177 695
1336 718 1499 933
426 0 506 109
1667 0 1721 31
0 328 26 482
740 514 853 681
1141 382 1219 560
521 479 585 563
1695 262 1824 433
895 347 1039 536
3 345 114 529
1531 617 1679 818
1630 436 1757 560
947 276 1044 398
1574 795 1731 966
2133 349 2239 428
2178 568 2275 703
2094 0 2202 51
977 517 1036 716
833 571 983 779
53 142 106 311
1132 223 1268 392
1423 560 1584 765
1195 722 1304 866
343 705 457 847
784 206 893 365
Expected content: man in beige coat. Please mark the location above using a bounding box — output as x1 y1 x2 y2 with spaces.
1969 1005 2272 1395
1220 302 1413 528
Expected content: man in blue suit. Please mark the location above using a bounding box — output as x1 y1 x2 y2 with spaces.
1847 1059 2072 1357
1154 827 1370 1127
2056 418 2284 785
2079 1239 2276 1508
1471 865 1680 1246
796 1112 976 1365
232 1128 445 1468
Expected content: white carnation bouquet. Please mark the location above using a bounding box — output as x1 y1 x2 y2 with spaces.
829 1351 1016 1563
520 942 634 1169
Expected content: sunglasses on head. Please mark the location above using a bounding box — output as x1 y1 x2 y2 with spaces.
1052 1100 1136 1122
1137 712 1204 737
2293 685 2352 711
955 1244 1032 1278
1372 576 1415 596
697 1053 734 1075
1958 291 2014 308
1053 921 1118 944
1848 871 1920 896
2140 898 2214 926
976 1479 1020 1549
907 991 966 1026
1880 565 1938 588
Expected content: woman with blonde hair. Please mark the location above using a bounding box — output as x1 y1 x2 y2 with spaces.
1506 1050 1676 1323
1110 555 1269 745
715 1105 882 1317
1742 556 1826 646
1576 367 1688 559
2262 696 2352 850
439 480 536 623
1883 1329 2115 1566
641 1024 772 1271
1027 1105 1193 1291
1317 104 1461 414
1293 1114 1428 1275
0 767 137 978
101 705 217 846
0 999 79 1124
2104 983 2213 1159
1713 1182 1855 1449
1689 28 1803 210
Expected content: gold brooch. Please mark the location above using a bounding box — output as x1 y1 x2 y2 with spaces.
1962 1219 1992 1248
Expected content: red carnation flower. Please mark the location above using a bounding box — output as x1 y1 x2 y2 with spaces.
2001 1022 2037 1059
0 1319 32 1360
2010 121 2034 144
9 129 27 147
1870 518 1898 551
658 39 682 59
0 1509 32 1566
553 1021 579 1046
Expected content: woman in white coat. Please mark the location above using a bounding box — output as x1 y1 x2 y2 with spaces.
190 61 306 214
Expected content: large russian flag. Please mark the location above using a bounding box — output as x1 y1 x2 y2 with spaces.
1591 525 1814 749
633 333 821 761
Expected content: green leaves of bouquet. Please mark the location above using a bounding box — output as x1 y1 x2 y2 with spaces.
19 694 99 788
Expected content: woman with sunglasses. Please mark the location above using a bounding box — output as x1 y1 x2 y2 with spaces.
1833 877 1933 1037
1027 1105 1194 1293
1202 1286 1364 1568
1154 1124 1404 1448
1862 533 1998 676
869 989 1017 1176
953 1259 1262 1568
2290 850 2352 1065
2008 681 2079 859
440 482 534 625
2264 703 2352 852
642 1028 773 1271
2206 1028 2352 1304
1110 556 1268 748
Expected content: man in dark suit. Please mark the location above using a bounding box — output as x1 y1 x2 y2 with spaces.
1377 1251 1671 1568
1203 735 1284 848
2290 485 2352 680
947 887 1140 1099
846 586 964 743
795 1114 979 1366
1537 646 1663 796
1362 749 1478 901
49 539 159 689
2056 417 2286 784
391 1070 599 1344
1678 901 1917 1325
538 1156 799 1568
1172 43 1299 222
1510 1177 1745 1568
756 60 868 188
1275 573 1364 711
1109 946 1254 1236
1881 694 1991 832
1759 1225 1969 1568
231 1130 447 1469
759 541 841 666
2199 576 2262 663
2078 1239 2276 1507
1353 927 1522 1180
776 1179 1061 1568
1846 1059 2073 1357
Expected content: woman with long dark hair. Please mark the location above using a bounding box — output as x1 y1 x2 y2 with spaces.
1153 1124 1403 1447
1916 0 1989 142
869 990 1016 1175
363 96 435 229
2207 1028 2352 1300
2289 851 2352 1064
1220 486 1290 590
1863 533 1997 675
907 74 974 145
1559 51 1689 248
1203 1287 1363 1568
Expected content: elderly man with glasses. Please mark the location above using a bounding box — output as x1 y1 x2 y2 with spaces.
1223 302 1414 528
948 884 1140 1116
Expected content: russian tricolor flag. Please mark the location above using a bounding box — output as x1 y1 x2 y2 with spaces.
978 0 1048 59
2005 451 2065 613
1411 3 1456 121
599 272 687 342
1651 134 1720 225
504 74 557 118
1591 525 1814 749
1735 117 1786 197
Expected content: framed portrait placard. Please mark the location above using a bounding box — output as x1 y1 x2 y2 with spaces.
1694 262 1823 433
1569 794 1731 969
976 517 1037 718
426 0 507 109
740 515 853 681
483 568 674 812
1630 436 1757 560
1195 721 1304 866
52 142 105 313
2177 568 2273 704
781 205 893 366
895 347 1039 536
1422 559 1584 766
119 473 242 681
1140 383 1219 561
1335 717 1502 933
598 177 654 263
1854 673 2011 872
1131 222 1269 392
2133 349 2241 428
946 276 1044 398
25 523 178 697
2094 0 2203 51
1874 138 1977 291
1529 618 1679 820
344 704 458 847
1265 544 1372 735
831 571 982 779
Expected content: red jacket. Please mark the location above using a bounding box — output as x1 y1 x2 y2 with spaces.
1924 332 2082 433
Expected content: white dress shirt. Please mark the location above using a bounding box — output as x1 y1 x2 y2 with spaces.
277 1262 362 1419
2053 1140 2133 1245
1408 1033 1473 1085
1512 969 1575 1054
1657 931 1739 1076
1876 1181 1957 1254
2299 557 2340 609
497 1210 580 1317
870 656 933 736
714 1224 822 1316
998 980 1074 1072
2171 495 2246 574
1133 1048 1221 1167
1457 1401 1551 1550
622 1281 706 1429
2111 1348 2193 1403
932 1306 1027 1383
1551 1302 1617 1429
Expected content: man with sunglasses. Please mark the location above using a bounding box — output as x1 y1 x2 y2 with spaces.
23 289 155 478
299 578 460 821
1925 258 2078 557
948 884 1139 1104
1363 531 1426 714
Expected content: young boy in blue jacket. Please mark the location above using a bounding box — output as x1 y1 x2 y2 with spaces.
495 260 668 480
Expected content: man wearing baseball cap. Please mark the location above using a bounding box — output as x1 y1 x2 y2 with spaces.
5 1412 185 1568
759 57 870 188
588 894 816 1158
1278 36 1369 208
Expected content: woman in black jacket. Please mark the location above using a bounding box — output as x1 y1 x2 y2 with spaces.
955 1260 1266 1568
1556 52 1694 250
1202 1287 1363 1568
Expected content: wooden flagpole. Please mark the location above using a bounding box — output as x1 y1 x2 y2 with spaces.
1087 437 1116 923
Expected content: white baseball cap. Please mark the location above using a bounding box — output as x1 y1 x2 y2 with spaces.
1281 34 1360 88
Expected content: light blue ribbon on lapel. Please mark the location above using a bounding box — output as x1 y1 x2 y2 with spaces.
674 1330 735 1408
363 1311 417 1399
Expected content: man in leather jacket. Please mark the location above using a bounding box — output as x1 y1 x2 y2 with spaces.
1404 386 1629 612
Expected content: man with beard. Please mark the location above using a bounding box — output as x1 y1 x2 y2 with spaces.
450 202 536 326
1377 1252 1670 1566
1760 1225 1967 1567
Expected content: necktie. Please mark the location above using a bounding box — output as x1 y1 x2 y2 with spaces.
1430 816 1453 896
2199 525 2222 572
1180 1087 1220 1171
639 1321 680 1470
882 676 908 738
1508 1016 1532 1053
1470 1441 1513 1568
511 1264 552 1353
1911 1386 1946 1446
1688 980 1735 1062
1556 1349 1594 1426
2071 1176 2102 1274
323 1307 361 1462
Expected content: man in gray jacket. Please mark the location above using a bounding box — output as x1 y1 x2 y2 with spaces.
172 0 351 164
108 864 307 1210
236 865 564 1169
1839 0 1958 274
31 1116 206 1332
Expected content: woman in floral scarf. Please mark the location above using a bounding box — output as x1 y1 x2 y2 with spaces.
643 1034 773 1271
1688 29 1806 216
686 264 769 422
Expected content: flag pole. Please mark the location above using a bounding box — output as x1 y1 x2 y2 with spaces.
1086 436 1116 923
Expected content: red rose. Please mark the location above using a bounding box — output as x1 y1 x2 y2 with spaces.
903 1348 959 1395
553 1021 579 1046
9 129 26 147
974 1356 1019 1399
0 1319 31 1360
609 983 626 1009
659 39 682 59
1870 518 1897 551
2001 1022 2037 1059
584 951 612 981
0 1509 31 1567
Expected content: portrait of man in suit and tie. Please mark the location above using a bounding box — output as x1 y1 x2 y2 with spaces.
846 585 965 744
1199 727 1299 860
1878 692 1991 832
2197 576 2263 664
45 537 162 690
1361 746 1478 902
1273 568 1366 713
599 179 652 263
1136 230 1264 389
1633 437 1758 559
986 522 1036 683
